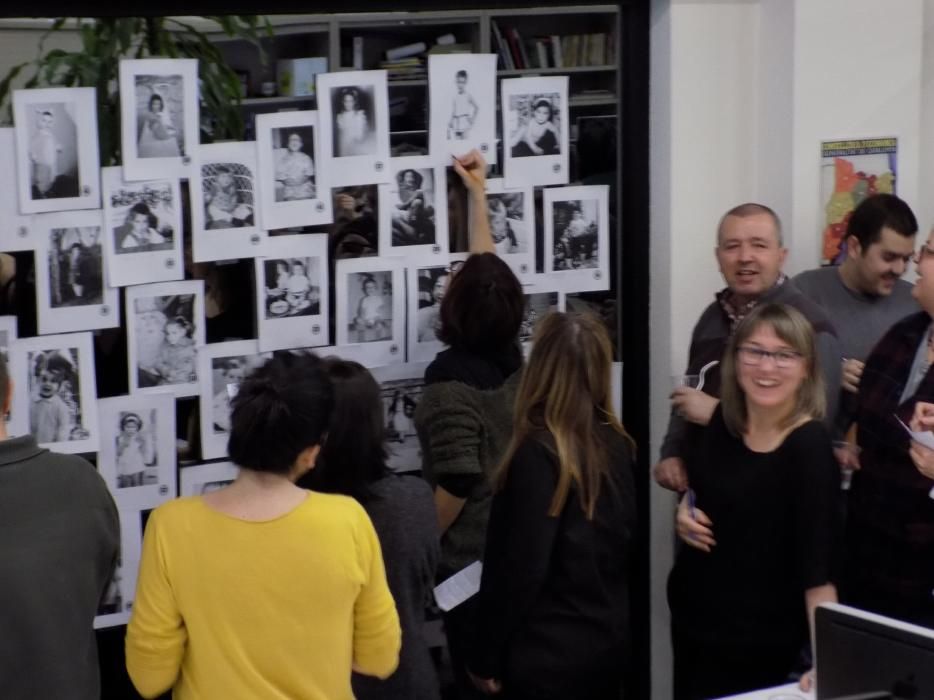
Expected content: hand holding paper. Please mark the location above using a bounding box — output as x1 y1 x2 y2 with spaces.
895 412 934 492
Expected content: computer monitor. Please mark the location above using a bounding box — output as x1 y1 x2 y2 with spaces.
816 603 934 700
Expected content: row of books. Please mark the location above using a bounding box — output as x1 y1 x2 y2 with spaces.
491 22 616 70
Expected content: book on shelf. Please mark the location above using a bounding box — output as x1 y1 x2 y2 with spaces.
427 42 472 55
490 20 513 70
551 34 563 67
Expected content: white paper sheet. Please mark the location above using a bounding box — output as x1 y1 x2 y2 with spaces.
433 560 483 611
543 185 610 293
179 460 239 497
406 262 449 363
0 128 34 249
371 362 429 472
896 416 934 500
428 54 498 165
502 76 569 187
14 87 101 214
94 509 143 629
479 177 535 280
519 277 566 357
380 156 449 261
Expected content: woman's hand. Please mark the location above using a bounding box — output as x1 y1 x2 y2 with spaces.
670 387 718 426
909 441 934 480
675 492 716 552
452 149 487 198
799 668 814 692
467 670 502 695
909 401 934 432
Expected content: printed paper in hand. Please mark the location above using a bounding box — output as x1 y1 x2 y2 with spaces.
433 560 483 612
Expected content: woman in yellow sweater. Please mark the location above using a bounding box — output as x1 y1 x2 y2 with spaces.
125 352 401 699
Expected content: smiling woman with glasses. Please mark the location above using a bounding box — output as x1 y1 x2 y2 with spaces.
667 303 840 700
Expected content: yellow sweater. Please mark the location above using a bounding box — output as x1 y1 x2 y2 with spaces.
125 492 401 699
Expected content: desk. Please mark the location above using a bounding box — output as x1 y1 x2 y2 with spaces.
716 682 814 699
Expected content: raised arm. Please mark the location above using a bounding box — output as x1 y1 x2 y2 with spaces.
452 150 495 254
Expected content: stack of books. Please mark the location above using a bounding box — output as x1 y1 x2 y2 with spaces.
491 22 617 70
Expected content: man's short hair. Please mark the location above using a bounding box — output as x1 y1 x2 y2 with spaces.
717 203 783 246
846 193 918 250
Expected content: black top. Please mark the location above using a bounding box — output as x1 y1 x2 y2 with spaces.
668 406 838 648
471 427 637 697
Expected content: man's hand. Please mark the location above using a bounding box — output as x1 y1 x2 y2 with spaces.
653 456 688 492
670 387 718 426
841 358 864 394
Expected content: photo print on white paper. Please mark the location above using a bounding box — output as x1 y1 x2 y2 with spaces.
33 209 120 335
0 316 17 365
334 256 405 368
94 510 142 629
502 76 569 187
371 363 429 473
480 178 535 279
316 70 391 186
381 156 449 258
0 128 34 250
255 233 329 352
119 58 199 180
191 141 265 262
198 340 272 460
543 185 610 293
9 332 99 455
407 263 451 363
256 110 332 230
13 86 101 214
519 279 566 356
97 392 176 510
126 280 205 397
428 53 498 165
180 461 239 497
100 167 183 287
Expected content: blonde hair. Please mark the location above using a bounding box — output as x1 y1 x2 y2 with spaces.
496 312 634 519
720 303 825 436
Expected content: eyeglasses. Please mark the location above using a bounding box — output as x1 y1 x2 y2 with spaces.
913 244 934 265
737 346 803 368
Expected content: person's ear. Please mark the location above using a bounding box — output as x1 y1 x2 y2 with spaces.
296 444 322 473
846 234 863 259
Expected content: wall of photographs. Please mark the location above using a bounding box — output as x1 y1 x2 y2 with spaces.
0 51 613 629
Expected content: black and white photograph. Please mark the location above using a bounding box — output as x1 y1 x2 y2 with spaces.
126 280 205 397
191 141 265 262
94 510 142 629
429 53 497 165
199 341 272 460
481 178 535 279
101 166 183 287
371 363 430 473
0 128 34 251
256 110 332 230
316 70 391 186
502 76 570 187
9 332 99 455
180 461 239 497
255 234 329 352
97 392 176 510
304 184 381 237
407 263 450 363
0 316 17 366
519 285 565 355
13 87 100 214
335 256 405 368
119 58 198 180
33 210 120 335
544 185 610 293
380 156 449 259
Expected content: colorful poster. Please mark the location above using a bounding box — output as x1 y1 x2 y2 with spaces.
820 137 897 265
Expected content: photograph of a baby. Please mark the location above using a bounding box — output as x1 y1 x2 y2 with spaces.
202 163 254 229
391 168 436 247
29 103 78 200
135 76 183 158
553 199 599 270
508 93 561 158
115 409 157 488
348 271 393 343
332 86 376 158
28 348 89 444
272 127 315 202
487 192 528 255
449 69 479 140
379 377 423 472
210 354 269 434
47 226 103 307
415 266 449 343
263 257 321 319
134 294 197 388
110 183 176 254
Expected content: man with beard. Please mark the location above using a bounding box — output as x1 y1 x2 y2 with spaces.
654 202 842 491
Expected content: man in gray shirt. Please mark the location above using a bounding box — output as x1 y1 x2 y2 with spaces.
0 353 119 699
794 193 918 423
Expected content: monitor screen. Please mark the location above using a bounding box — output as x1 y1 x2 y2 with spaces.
816 603 934 700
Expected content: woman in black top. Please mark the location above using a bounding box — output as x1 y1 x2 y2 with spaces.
468 311 637 700
669 303 839 700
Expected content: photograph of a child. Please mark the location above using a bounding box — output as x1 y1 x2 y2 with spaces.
114 409 157 488
28 348 88 444
520 292 559 344
415 266 449 343
28 103 78 200
487 192 528 255
508 93 561 157
98 556 124 615
553 199 599 270
348 270 393 343
332 86 376 158
380 377 423 473
202 163 254 229
210 354 269 434
305 185 379 238
133 294 197 388
272 127 315 202
449 69 479 140
110 184 176 254
47 226 103 307
391 168 436 246
135 75 184 158
262 257 322 319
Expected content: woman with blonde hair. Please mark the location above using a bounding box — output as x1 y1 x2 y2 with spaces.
669 302 839 699
467 311 637 700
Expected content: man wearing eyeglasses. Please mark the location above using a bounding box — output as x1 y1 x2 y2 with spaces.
654 203 842 492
